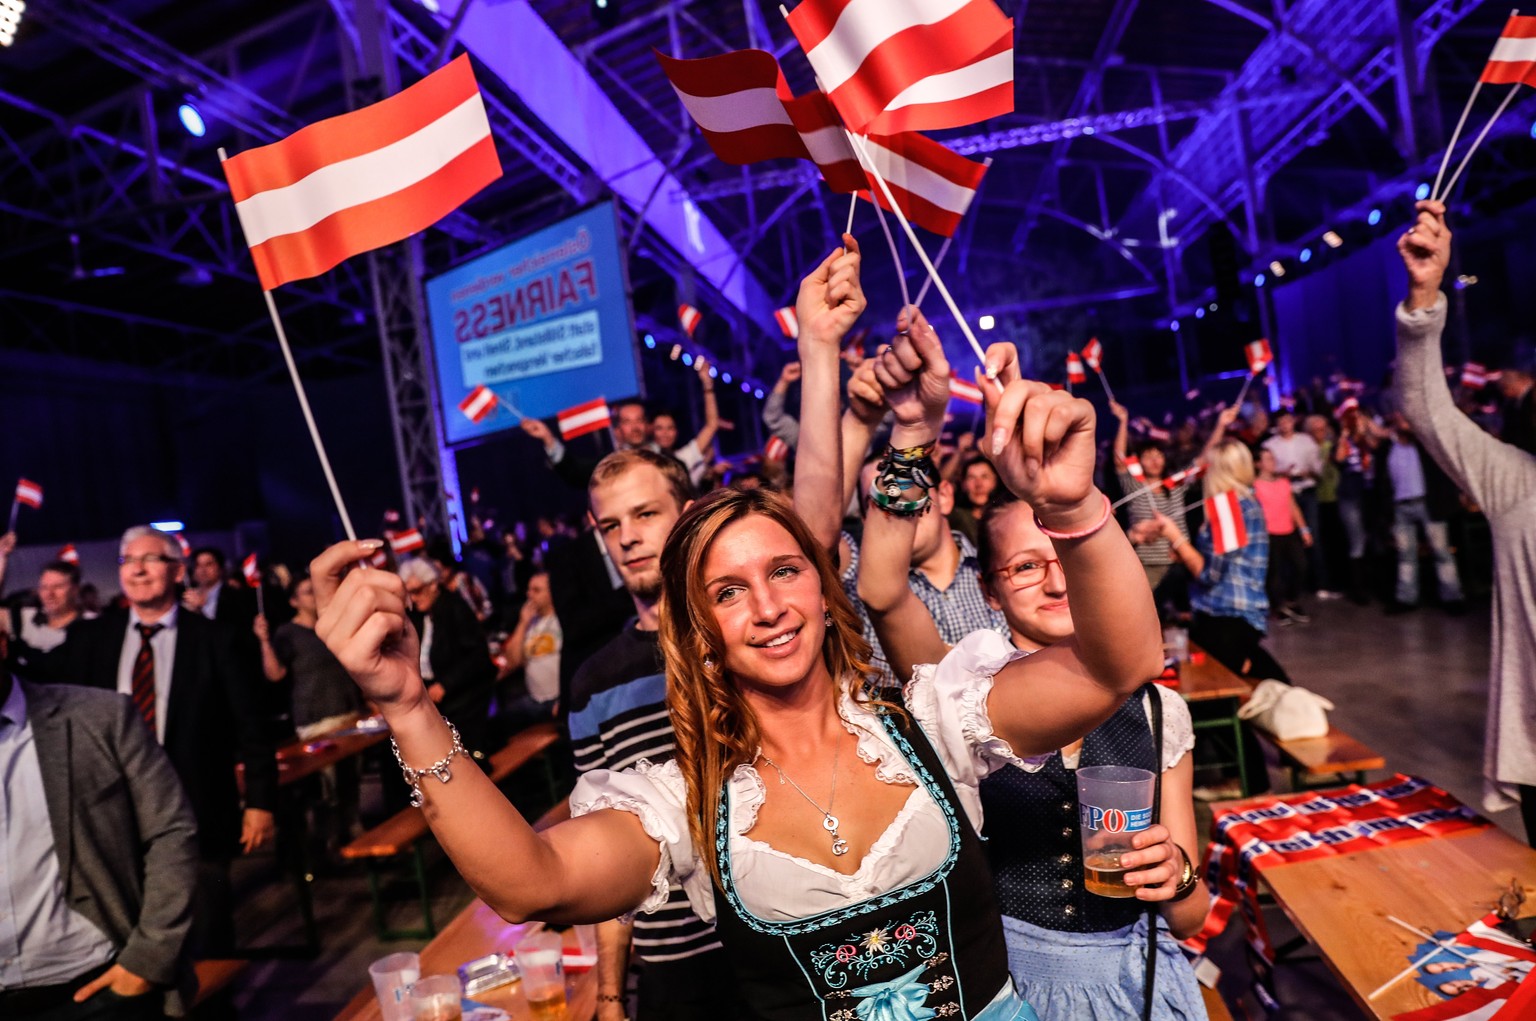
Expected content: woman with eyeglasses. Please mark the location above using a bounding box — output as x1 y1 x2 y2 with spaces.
856 320 1208 1020
307 253 1164 1021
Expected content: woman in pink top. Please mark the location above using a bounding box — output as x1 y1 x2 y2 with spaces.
1254 449 1313 624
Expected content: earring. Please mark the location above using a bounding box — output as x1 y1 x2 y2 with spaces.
824 611 834 626
703 655 716 669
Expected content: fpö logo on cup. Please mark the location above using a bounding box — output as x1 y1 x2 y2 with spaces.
1081 804 1153 833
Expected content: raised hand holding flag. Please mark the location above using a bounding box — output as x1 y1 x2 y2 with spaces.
1436 13 1536 200
9 478 42 532
1205 490 1248 555
775 306 800 339
1080 338 1116 403
458 384 500 424
242 553 266 617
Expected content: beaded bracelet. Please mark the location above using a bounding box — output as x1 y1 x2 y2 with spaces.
391 720 465 808
871 440 938 517
1035 492 1113 542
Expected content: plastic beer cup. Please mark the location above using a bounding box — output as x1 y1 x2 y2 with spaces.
515 930 567 1020
409 974 463 1021
1075 765 1156 898
368 951 421 1021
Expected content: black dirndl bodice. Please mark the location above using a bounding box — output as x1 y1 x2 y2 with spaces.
708 710 1020 1021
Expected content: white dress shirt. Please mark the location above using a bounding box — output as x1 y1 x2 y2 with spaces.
115 607 178 743
200 581 223 620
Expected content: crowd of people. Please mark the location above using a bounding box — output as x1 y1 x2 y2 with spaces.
1 202 1533 1021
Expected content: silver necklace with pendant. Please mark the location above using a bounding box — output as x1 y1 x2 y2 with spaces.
759 740 849 856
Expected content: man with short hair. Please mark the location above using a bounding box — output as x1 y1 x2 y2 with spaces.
48 526 277 957
564 449 735 1021
181 548 255 629
0 628 200 1020
9 560 95 678
497 572 561 733
520 398 657 491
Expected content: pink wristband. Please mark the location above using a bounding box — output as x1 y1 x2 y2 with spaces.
1035 492 1113 542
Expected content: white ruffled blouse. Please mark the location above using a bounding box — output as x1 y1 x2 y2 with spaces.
569 630 1052 925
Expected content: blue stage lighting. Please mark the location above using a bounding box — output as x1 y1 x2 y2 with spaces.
643 334 655 348
1254 273 1266 287
709 365 718 378
741 381 751 393
1368 208 1382 226
178 103 206 137
1415 182 1431 201
1170 320 1180 333
1299 248 1313 264
151 521 186 533
722 372 732 384
682 353 693 366
1194 308 1205 320
754 388 764 399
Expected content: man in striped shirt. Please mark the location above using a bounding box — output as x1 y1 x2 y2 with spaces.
565 449 737 1021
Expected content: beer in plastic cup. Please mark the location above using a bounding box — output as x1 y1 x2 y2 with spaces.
515 930 567 1021
573 923 598 959
368 951 421 1021
409 975 463 1021
1075 765 1156 898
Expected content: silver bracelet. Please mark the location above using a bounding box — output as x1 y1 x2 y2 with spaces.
391 720 465 808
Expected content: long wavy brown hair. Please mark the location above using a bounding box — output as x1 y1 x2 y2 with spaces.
657 486 894 887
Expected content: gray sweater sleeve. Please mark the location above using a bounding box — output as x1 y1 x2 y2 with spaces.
1396 296 1536 518
762 387 800 448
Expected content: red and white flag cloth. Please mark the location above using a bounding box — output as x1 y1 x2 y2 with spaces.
679 304 703 339
1205 490 1247 555
367 546 390 569
388 528 426 555
1162 463 1205 491
1480 13 1536 86
655 49 866 193
1245 338 1273 375
775 306 800 340
1144 424 1172 444
221 55 501 291
242 553 261 587
1461 362 1501 388
1123 455 1144 481
1081 338 1103 372
949 374 984 405
57 544 80 565
13 478 42 509
764 436 791 463
1065 353 1087 385
1335 396 1361 418
852 132 989 237
786 0 1014 136
557 398 613 440
172 533 192 559
458 384 499 424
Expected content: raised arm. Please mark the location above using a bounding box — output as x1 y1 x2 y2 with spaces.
1109 400 1130 462
312 542 660 924
688 357 721 457
855 309 953 682
980 347 1164 758
840 357 887 514
1202 405 1239 462
763 363 802 448
791 235 866 551
1396 201 1536 517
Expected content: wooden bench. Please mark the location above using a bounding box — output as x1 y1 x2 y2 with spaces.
1254 724 1386 791
341 722 561 940
191 959 248 1011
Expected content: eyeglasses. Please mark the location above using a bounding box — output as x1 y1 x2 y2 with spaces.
990 557 1063 590
118 554 177 568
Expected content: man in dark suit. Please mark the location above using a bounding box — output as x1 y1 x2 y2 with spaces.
397 558 496 760
0 628 199 1020
181 547 257 631
48 526 277 957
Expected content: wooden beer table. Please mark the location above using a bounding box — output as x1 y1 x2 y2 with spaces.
1175 647 1255 795
1218 813 1536 1018
334 905 596 1021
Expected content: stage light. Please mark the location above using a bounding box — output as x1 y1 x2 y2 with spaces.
1323 230 1343 249
178 102 206 137
1170 320 1181 332
709 365 718 378
1299 248 1313 263
1415 182 1431 201
669 344 682 361
592 0 618 28
151 521 186 533
1269 261 1286 277
754 388 764 399
643 334 655 348
741 381 751 393
978 314 995 330
682 353 693 366
722 372 732 384
1254 273 1266 288
1368 208 1383 226
1195 308 1205 320
1208 303 1217 312
0 0 25 48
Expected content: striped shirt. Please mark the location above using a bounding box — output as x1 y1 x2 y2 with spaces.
1116 467 1192 568
565 624 722 963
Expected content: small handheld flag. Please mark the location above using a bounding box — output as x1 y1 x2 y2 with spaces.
172 533 192 560
57 544 80 565
14 478 42 510
775 306 800 340
1245 339 1273 375
1066 353 1087 385
242 553 261 588
1082 338 1103 372
389 529 427 555
1124 455 1145 481
557 398 613 440
764 436 791 463
1163 463 1206 491
458 384 500 424
1205 490 1248 555
679 304 703 338
949 375 984 405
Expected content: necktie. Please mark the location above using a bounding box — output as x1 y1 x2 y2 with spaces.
131 623 164 732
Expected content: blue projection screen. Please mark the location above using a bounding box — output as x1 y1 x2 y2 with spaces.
425 202 641 446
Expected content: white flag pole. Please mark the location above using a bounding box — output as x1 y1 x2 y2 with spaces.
6 498 18 534
1232 370 1259 410
1438 82 1524 200
913 235 955 308
1110 483 1160 512
845 191 859 235
263 290 359 541
1431 81 1485 201
1095 367 1118 406
219 145 356 541
869 190 913 310
845 131 992 374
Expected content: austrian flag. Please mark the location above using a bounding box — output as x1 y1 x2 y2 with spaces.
1480 13 1536 86
679 304 703 338
1081 338 1103 372
775 306 800 340
1124 455 1144 481
221 55 501 291
58 544 80 565
13 478 42 510
242 554 261 587
458 384 499 424
389 529 426 555
1066 354 1087 385
764 436 791 463
949 374 984 405
1245 339 1273 375
1205 491 1248 555
558 398 612 440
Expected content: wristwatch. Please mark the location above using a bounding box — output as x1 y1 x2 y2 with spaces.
1168 846 1201 902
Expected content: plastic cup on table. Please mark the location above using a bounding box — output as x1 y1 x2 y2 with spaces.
368 951 421 1021
573 923 598 962
409 974 463 1021
1075 765 1157 899
515 929 567 1020
1162 627 1189 662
